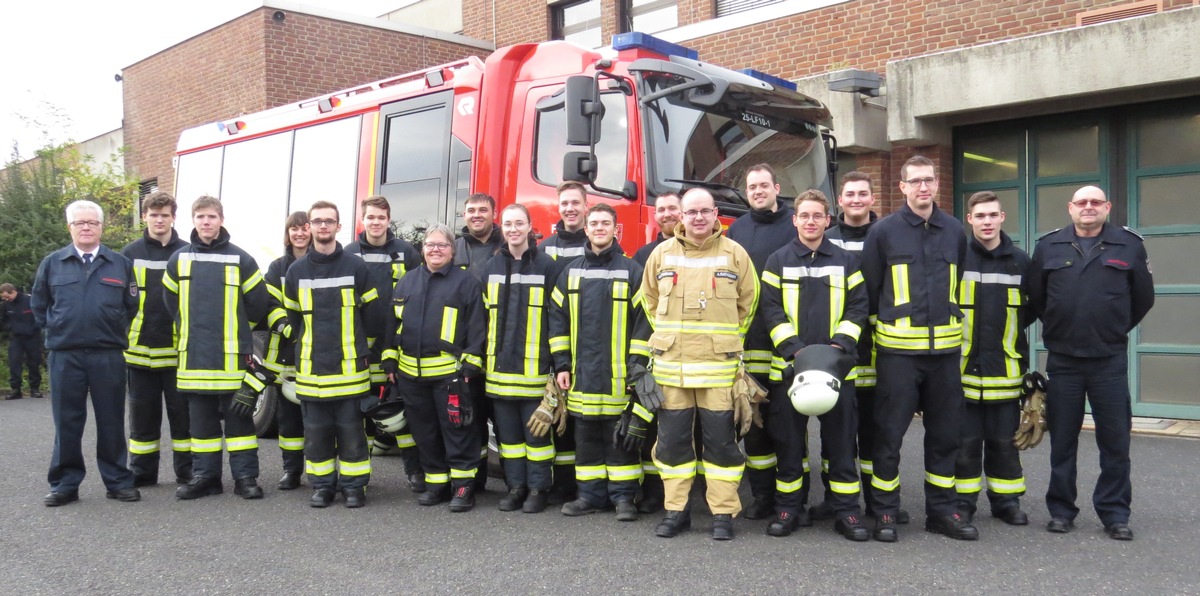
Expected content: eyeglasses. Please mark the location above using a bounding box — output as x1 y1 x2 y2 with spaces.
683 208 715 219
903 177 938 187
70 220 102 229
424 242 452 251
310 219 338 227
795 213 827 222
1071 199 1107 208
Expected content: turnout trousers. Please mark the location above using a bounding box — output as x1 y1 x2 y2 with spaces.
185 392 259 481
1045 352 1132 526
769 377 861 518
653 386 744 516
8 334 42 392
870 352 963 517
954 399 1025 515
127 366 191 483
395 375 480 494
574 416 641 506
277 388 305 475
47 348 134 493
493 398 553 491
302 398 370 490
741 373 777 501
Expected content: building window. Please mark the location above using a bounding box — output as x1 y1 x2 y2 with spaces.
620 0 678 35
716 0 784 18
552 0 602 48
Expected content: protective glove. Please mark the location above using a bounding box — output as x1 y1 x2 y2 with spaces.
230 386 259 418
446 376 473 429
528 375 568 438
613 400 653 453
1014 371 1048 450
732 364 768 432
628 364 664 412
382 359 399 379
732 391 754 438
230 354 276 417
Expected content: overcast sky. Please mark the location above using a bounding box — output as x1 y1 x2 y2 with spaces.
0 0 405 162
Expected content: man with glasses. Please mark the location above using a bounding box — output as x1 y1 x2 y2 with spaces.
32 200 140 506
861 156 973 542
1028 185 1154 541
642 188 758 541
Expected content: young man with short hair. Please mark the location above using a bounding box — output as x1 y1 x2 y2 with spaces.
1 282 42 400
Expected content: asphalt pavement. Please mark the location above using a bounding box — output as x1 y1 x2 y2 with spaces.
1 397 1197 594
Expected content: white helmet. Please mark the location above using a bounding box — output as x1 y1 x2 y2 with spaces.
280 371 300 405
788 369 840 416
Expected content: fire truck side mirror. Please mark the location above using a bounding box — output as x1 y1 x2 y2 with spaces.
565 76 603 146
563 151 597 183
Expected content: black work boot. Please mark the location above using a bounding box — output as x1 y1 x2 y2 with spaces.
498 487 528 512
654 510 692 538
419 486 450 506
234 478 264 499
711 514 735 541
449 484 475 512
767 511 800 537
925 513 979 541
522 489 548 513
742 495 774 520
277 471 302 491
176 476 223 500
343 487 366 508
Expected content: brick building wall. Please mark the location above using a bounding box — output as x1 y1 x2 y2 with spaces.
124 7 489 194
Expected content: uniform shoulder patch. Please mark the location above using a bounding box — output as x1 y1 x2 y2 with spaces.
1121 226 1145 240
1037 227 1062 240
130 281 139 297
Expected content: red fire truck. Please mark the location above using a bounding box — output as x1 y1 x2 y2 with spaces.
173 32 834 433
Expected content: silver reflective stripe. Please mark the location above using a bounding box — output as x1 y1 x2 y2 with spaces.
546 246 586 258
179 253 240 264
569 269 630 280
357 253 393 263
298 276 357 289
962 271 1022 285
780 265 845 279
662 255 729 268
830 239 864 251
487 273 547 285
133 259 168 270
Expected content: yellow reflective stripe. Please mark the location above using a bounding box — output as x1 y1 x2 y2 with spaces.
629 338 651 359
341 288 356 363
872 474 900 492
611 281 628 381
129 439 159 455
549 335 570 353
891 263 910 305
226 435 259 452
241 269 264 294
527 444 556 462
955 476 983 493
441 306 458 343
554 452 576 465
776 477 803 493
176 369 244 392
834 320 862 341
631 401 653 422
642 462 659 475
396 433 416 448
279 436 305 451
607 464 643 482
526 287 544 378
172 439 192 452
499 443 527 458
338 459 372 477
829 479 861 494
987 477 1027 494
746 454 777 470
654 460 697 479
702 461 744 482
925 471 955 488
821 458 830 473
858 458 874 476
768 322 796 348
576 465 607 481
306 458 336 476
450 467 476 479
425 472 450 484
191 437 222 453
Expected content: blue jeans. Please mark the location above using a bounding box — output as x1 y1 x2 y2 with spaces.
1044 352 1133 526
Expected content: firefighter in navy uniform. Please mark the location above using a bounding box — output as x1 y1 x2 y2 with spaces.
1029 185 1154 541
759 190 870 540
483 204 562 513
632 192 680 266
1 283 42 400
540 181 591 502
261 211 310 490
861 156 975 542
726 164 797 521
383 224 487 511
163 196 269 501
954 192 1033 525
346 196 423 490
284 202 379 508
550 204 653 521
121 192 191 486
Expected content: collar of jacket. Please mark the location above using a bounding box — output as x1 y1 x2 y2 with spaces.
897 202 947 227
143 228 183 249
307 242 344 264
1046 222 1127 245
553 220 588 244
969 230 1014 258
836 211 878 232
749 204 791 224
670 219 726 250
357 228 397 247
460 225 503 247
190 227 232 250
423 262 456 278
57 244 112 261
499 242 537 262
583 241 622 263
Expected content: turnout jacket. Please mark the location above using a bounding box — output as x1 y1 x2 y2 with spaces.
481 244 561 399
453 226 502 280
122 229 189 368
32 244 137 351
727 205 796 376
1028 223 1154 358
861 203 967 355
549 242 651 417
347 230 421 382
284 243 379 400
162 228 267 394
262 252 298 373
382 264 486 381
826 211 879 385
1 291 39 337
959 231 1033 402
633 233 669 266
641 221 758 388
541 220 588 262
759 237 868 382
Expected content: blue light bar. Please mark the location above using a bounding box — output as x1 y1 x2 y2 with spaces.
612 32 698 60
737 68 797 92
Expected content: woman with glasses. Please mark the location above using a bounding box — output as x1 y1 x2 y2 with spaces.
382 224 486 512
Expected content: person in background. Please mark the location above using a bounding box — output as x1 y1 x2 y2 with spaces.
1 282 42 401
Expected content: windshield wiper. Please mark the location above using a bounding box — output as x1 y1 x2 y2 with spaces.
666 178 748 208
